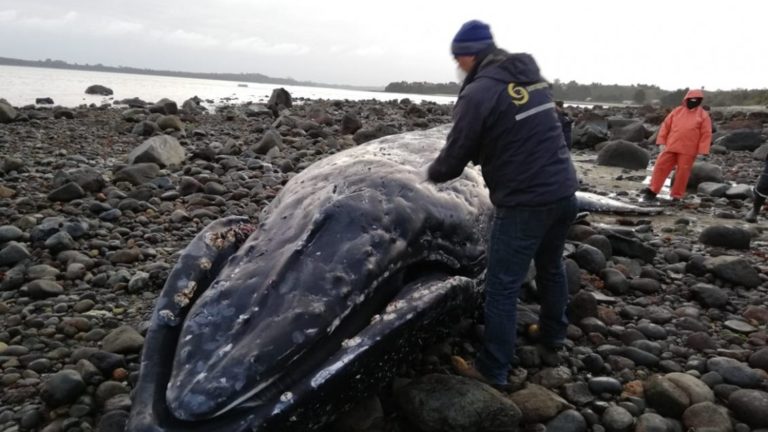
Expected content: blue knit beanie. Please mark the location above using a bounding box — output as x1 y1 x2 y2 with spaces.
451 20 494 56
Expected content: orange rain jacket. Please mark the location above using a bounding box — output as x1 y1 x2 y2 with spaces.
656 89 712 155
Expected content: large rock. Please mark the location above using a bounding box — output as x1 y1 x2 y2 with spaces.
611 122 649 142
682 402 732 432
699 225 752 249
572 124 609 149
596 140 650 170
508 384 571 423
253 130 283 155
635 413 670 432
353 124 399 145
691 283 729 308
26 279 64 299
127 135 185 168
267 88 292 114
0 225 23 243
85 84 113 96
0 99 18 123
47 181 86 202
572 244 606 274
0 241 31 266
114 163 160 185
182 96 205 115
714 129 765 151
696 182 729 197
102 326 144 354
120 97 148 108
643 375 690 418
242 104 272 118
707 357 764 388
601 405 634 432
600 268 629 295
601 230 656 263
341 112 363 135
686 162 723 190
703 256 761 288
156 115 183 131
725 184 752 200
148 98 178 115
395 374 521 432
753 144 768 161
665 372 715 404
132 121 160 137
729 389 768 428
52 167 106 193
41 370 86 407
546 409 587 432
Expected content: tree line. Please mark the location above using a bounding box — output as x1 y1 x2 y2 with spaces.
0 57 375 92
385 79 768 107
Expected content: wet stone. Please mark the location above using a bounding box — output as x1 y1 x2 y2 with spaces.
96 410 129 432
724 320 757 333
0 225 24 243
620 346 659 367
729 389 768 428
644 375 690 418
101 326 144 354
707 356 764 388
588 377 622 395
563 381 595 405
601 406 634 432
26 280 64 299
0 241 31 266
635 413 669 432
41 369 86 407
546 409 587 432
682 401 732 432
636 323 667 340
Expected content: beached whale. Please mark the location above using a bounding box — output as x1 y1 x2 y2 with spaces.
127 125 661 432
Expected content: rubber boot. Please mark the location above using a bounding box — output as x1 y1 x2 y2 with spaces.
746 190 766 223
641 187 657 201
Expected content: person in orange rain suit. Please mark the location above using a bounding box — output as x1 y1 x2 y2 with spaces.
642 89 712 201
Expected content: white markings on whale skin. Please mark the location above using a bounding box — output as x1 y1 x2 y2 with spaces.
199 257 212 270
270 392 295 416
310 345 368 389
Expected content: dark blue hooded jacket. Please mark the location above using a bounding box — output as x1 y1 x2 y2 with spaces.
428 50 578 208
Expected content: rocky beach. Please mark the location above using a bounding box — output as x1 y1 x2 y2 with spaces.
2 88 768 432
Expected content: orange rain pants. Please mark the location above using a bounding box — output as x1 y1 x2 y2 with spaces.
648 152 697 199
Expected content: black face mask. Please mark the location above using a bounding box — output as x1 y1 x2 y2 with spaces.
686 98 702 109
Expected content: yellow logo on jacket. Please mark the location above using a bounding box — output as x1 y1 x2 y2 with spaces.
507 83 529 106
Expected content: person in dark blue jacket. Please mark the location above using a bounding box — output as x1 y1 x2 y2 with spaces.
556 100 574 149
426 20 579 390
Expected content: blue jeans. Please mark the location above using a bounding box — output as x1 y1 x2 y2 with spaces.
476 194 577 384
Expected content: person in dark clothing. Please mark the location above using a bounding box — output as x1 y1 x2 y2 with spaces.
555 100 573 149
746 160 768 222
426 20 579 390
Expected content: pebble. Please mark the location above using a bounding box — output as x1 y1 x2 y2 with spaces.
601 406 634 432
41 370 86 407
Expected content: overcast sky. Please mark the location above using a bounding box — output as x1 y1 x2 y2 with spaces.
0 0 765 90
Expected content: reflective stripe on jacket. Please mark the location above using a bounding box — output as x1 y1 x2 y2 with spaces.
427 50 578 207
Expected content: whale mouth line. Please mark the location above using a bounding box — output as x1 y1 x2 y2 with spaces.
196 256 470 420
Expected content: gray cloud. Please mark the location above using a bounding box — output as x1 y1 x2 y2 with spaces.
0 0 766 89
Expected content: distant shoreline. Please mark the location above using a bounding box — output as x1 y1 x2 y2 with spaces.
0 56 383 93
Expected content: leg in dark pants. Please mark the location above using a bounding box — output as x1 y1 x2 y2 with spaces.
747 160 768 222
535 200 577 346
475 195 577 385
